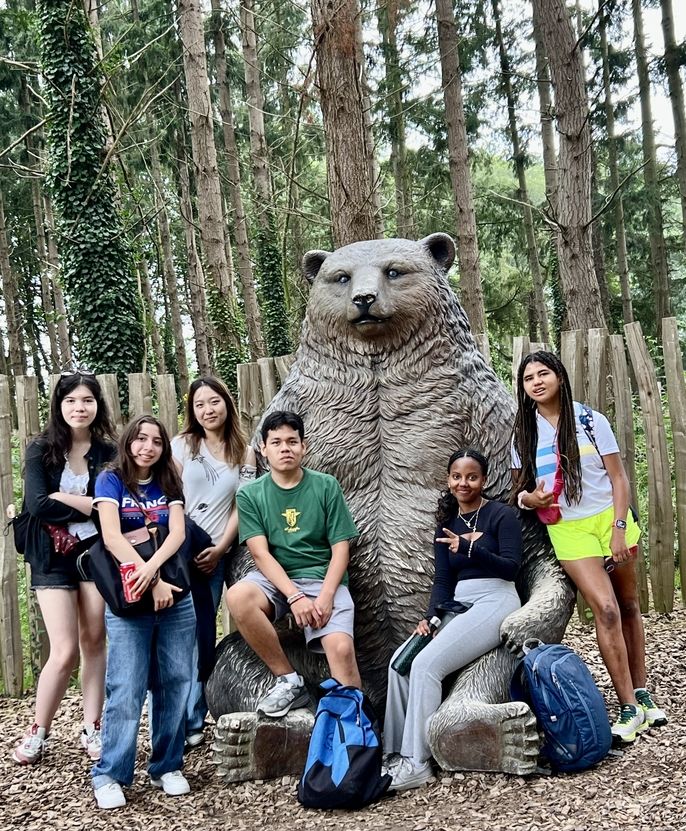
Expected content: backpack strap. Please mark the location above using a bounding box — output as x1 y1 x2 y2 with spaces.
578 404 599 453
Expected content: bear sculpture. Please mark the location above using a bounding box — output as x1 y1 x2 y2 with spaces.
207 234 575 781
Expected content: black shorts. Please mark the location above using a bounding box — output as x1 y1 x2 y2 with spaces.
30 550 94 590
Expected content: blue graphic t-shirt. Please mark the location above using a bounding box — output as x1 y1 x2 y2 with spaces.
94 470 183 532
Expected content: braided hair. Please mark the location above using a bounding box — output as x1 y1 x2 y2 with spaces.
435 447 489 525
511 351 583 505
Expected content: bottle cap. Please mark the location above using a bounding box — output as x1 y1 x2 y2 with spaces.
429 615 442 629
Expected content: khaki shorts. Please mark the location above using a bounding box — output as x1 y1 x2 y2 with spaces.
547 505 641 561
240 571 355 653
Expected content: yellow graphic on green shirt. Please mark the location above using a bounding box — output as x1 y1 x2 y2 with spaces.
282 508 301 533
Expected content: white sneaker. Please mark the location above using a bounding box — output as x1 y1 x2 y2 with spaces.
184 730 205 748
150 770 190 796
257 676 310 718
94 781 126 809
388 757 435 791
611 704 649 743
12 724 47 765
635 688 668 727
81 722 102 760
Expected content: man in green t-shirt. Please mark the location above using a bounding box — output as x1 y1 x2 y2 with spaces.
228 411 361 718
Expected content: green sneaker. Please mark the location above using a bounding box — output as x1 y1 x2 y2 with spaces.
635 688 667 727
611 704 649 743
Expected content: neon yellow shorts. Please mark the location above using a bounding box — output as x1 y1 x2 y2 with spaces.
547 505 641 561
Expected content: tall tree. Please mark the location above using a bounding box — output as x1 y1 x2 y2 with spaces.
492 0 549 344
38 0 145 386
0 187 26 378
530 0 606 330
631 0 671 329
435 0 486 336
659 0 686 249
311 0 380 247
531 3 558 214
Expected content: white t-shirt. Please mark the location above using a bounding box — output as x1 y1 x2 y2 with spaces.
511 402 619 520
171 435 240 546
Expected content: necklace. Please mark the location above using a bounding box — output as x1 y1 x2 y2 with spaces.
458 498 485 532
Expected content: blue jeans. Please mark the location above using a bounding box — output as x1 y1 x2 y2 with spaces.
185 562 225 733
92 594 196 788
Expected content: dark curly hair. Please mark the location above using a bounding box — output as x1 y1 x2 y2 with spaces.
112 415 183 503
511 351 582 506
435 447 489 525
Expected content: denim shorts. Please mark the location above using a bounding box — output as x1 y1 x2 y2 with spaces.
240 571 355 653
30 550 94 591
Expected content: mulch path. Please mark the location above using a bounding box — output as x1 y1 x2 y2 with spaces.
1 608 684 831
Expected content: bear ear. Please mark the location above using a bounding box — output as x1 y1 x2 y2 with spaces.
420 233 456 273
302 250 331 284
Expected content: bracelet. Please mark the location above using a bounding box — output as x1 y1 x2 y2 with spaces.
150 570 160 587
287 591 305 605
517 491 535 511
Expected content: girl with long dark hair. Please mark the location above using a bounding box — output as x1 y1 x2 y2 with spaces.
91 416 196 809
12 370 116 766
171 377 255 746
512 351 666 744
383 448 522 791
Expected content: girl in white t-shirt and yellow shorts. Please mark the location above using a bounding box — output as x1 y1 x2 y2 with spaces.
511 351 666 744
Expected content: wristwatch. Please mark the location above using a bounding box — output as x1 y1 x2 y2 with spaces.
613 519 627 530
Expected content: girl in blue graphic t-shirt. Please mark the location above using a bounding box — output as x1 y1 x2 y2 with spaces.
511 351 666 745
90 416 196 810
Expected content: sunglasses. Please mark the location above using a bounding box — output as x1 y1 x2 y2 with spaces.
60 366 95 378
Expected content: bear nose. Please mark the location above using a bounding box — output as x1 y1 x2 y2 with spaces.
352 292 376 310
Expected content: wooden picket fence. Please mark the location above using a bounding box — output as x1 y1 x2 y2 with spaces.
1 321 684 696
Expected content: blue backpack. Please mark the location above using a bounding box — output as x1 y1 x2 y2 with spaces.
297 679 391 809
510 639 612 772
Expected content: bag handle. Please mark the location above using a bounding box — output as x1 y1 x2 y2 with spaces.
521 638 544 656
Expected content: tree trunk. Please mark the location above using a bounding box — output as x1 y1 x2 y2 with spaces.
150 137 189 393
492 0 549 344
213 0 265 359
176 0 242 365
138 257 166 375
531 1 558 214
632 0 672 330
378 0 414 238
530 0 605 330
0 188 27 376
311 0 380 246
599 5 634 325
43 193 72 363
435 0 486 336
659 0 686 251
176 144 212 377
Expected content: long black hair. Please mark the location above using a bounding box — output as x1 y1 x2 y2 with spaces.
41 372 116 467
511 351 582 505
113 415 184 502
435 447 489 525
179 376 246 466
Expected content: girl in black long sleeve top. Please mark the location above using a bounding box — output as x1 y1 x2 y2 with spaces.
12 371 115 767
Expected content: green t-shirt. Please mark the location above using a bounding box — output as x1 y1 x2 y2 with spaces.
236 468 359 583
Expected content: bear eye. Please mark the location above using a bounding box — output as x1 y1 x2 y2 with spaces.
335 273 350 284
387 268 400 279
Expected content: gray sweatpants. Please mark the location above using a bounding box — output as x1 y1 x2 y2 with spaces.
383 578 521 764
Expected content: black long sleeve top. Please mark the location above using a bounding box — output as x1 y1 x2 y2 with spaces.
22 437 116 573
425 499 522 620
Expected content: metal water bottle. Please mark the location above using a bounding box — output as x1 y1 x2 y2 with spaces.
390 616 442 676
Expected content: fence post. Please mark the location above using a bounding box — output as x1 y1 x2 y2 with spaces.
273 354 295 386
156 374 179 438
0 376 23 695
128 373 153 419
512 336 530 391
560 330 585 401
257 358 278 408
625 322 674 613
237 362 264 438
586 328 608 414
662 318 686 604
97 374 123 433
609 335 649 610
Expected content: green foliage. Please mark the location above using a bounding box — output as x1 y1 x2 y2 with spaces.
37 0 145 393
255 221 292 357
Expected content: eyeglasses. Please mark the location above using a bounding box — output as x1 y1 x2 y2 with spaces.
60 365 95 378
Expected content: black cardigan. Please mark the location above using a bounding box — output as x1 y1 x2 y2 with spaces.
23 437 116 573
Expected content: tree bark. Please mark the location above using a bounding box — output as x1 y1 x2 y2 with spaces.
530 0 605 330
435 0 486 336
492 0 549 344
138 257 166 375
213 0 265 359
0 188 27 377
531 1 558 214
599 5 634 325
150 137 189 393
311 0 380 246
659 0 686 251
378 0 414 238
632 0 672 329
43 193 72 363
